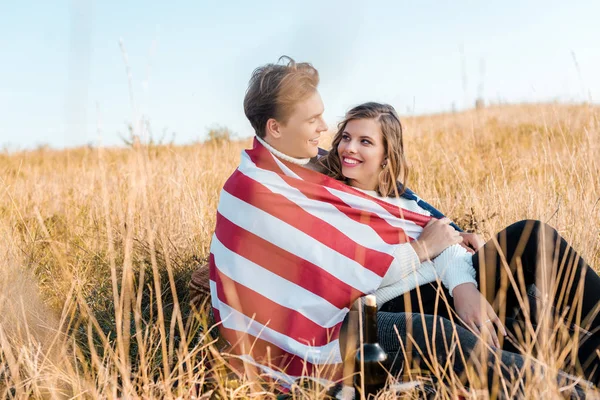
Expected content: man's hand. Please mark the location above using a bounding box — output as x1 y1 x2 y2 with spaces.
458 232 485 254
452 283 507 348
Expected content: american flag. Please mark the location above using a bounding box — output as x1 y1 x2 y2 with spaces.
209 138 431 384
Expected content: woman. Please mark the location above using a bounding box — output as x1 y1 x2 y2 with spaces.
317 102 600 393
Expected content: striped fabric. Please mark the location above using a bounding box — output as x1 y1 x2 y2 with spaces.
399 188 463 232
209 138 431 383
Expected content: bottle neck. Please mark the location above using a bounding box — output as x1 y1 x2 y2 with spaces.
364 304 378 344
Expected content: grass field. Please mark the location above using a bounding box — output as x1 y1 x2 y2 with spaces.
1 103 599 398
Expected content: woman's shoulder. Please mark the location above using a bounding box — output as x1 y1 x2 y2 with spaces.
362 189 431 216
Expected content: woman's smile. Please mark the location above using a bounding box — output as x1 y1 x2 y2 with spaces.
341 155 362 167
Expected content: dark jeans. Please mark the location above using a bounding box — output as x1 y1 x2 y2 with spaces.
378 220 600 394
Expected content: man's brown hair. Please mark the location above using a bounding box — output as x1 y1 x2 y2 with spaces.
243 56 320 138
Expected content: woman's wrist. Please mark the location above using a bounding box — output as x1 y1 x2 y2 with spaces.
410 240 429 263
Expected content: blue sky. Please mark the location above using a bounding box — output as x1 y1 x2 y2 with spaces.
1 1 599 150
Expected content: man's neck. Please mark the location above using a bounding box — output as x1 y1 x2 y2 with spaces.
256 136 311 166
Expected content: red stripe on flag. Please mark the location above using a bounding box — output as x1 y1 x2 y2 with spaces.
212 262 343 347
223 170 393 277
216 324 343 380
214 213 361 308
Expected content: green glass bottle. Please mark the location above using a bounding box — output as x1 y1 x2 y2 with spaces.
355 295 388 398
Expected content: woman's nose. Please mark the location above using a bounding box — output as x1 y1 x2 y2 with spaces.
344 140 357 153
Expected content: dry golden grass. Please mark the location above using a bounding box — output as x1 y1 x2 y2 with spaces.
0 103 599 398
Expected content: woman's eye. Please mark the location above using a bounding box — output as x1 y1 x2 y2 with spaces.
309 118 317 123
341 135 350 141
361 139 372 145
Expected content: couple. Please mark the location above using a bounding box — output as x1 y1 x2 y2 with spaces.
206 56 600 396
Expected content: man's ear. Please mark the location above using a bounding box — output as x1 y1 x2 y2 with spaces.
265 118 282 139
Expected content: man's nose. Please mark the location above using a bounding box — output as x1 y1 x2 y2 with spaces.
317 117 328 132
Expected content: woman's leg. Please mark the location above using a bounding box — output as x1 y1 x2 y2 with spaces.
379 282 532 361
473 219 600 383
377 311 589 398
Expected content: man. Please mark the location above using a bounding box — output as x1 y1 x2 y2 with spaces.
243 56 328 161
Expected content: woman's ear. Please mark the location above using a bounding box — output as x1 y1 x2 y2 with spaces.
381 158 388 168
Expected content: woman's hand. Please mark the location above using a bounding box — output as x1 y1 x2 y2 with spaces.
452 283 507 348
410 218 463 262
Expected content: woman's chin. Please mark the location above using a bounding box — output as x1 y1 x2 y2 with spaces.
341 172 362 184
341 169 355 180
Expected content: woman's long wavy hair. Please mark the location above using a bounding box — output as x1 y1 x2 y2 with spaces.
318 102 408 197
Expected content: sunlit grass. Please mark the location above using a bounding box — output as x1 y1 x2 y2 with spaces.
0 103 599 398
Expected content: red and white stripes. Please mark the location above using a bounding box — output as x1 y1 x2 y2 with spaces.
209 138 430 382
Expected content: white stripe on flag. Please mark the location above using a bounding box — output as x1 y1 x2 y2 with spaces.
217 190 383 293
236 354 297 386
211 280 343 365
268 152 302 179
236 354 335 388
211 234 348 328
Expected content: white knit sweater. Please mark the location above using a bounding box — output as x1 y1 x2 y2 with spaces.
357 190 478 308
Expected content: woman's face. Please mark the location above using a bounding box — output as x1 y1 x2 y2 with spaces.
337 118 386 191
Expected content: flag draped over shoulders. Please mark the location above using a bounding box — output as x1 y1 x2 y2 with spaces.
209 138 431 383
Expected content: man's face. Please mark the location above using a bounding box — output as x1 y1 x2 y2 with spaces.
268 91 328 159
